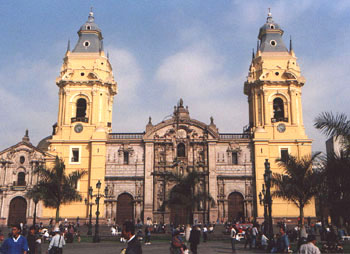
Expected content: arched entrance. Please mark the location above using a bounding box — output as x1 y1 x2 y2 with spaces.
169 185 190 225
116 193 134 225
228 192 244 222
170 204 188 226
8 197 27 226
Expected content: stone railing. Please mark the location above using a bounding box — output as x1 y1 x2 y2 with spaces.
219 133 251 140
108 133 144 140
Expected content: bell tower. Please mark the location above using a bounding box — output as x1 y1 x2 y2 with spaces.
47 10 117 219
244 11 314 219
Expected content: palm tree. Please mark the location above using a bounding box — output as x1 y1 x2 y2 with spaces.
315 112 350 225
314 112 350 152
271 153 321 227
163 170 215 225
27 157 86 222
320 151 350 226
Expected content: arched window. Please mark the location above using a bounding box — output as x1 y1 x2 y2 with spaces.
177 143 186 157
273 98 285 121
17 172 25 186
76 98 87 118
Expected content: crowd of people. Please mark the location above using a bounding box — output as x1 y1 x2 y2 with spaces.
0 218 84 254
0 218 349 254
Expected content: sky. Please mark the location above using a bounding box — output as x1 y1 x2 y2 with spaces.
1 0 350 153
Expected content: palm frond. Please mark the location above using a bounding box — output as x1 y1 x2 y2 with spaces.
314 112 350 138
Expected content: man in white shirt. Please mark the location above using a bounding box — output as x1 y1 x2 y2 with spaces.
251 225 258 248
48 228 65 253
299 235 320 254
230 226 237 251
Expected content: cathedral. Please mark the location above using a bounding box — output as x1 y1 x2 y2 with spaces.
0 10 315 226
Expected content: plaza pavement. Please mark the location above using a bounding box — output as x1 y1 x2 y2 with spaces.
42 241 264 254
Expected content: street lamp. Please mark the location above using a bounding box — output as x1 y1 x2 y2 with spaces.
84 186 94 236
263 159 273 242
259 184 268 235
89 180 109 243
33 196 39 226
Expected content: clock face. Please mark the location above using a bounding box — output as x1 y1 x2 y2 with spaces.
277 123 286 133
74 124 83 133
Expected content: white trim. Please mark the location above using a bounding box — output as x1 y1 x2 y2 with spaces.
278 146 290 159
270 40 277 47
69 146 82 165
83 40 90 47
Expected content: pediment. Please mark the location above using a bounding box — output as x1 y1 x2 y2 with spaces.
144 118 219 140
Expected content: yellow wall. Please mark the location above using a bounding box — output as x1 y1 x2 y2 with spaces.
245 49 315 219
45 48 117 219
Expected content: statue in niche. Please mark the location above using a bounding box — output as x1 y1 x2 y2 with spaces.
108 184 114 197
157 181 164 209
220 183 224 196
136 182 143 197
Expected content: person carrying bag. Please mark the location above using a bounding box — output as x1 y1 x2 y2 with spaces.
48 228 65 254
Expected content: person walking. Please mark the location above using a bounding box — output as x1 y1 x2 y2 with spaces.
120 221 142 254
202 225 208 242
244 227 252 249
276 227 289 253
0 224 29 254
48 228 65 254
189 225 200 254
26 226 37 254
251 224 259 248
170 230 185 254
298 235 320 254
144 226 151 245
230 225 237 252
185 225 191 243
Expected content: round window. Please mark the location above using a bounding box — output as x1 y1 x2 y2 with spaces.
270 40 277 47
81 72 85 76
270 25 275 29
84 41 90 47
275 72 279 76
86 25 91 30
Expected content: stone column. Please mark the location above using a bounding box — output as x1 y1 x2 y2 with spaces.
208 141 218 223
143 142 154 222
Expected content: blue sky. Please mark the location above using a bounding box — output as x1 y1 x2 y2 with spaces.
1 0 350 152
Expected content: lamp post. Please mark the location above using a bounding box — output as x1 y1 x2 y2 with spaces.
89 180 109 243
263 159 273 241
84 186 94 236
33 196 39 226
259 184 268 235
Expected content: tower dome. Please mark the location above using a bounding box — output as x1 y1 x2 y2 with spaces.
73 10 103 53
257 10 288 53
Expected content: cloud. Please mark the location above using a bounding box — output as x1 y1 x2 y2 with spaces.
154 27 249 132
0 57 59 150
107 46 148 132
108 47 142 105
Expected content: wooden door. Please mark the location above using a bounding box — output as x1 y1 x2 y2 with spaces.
170 204 188 226
117 193 134 225
8 197 27 226
228 192 244 222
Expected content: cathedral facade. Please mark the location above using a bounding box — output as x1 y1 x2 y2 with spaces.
0 10 315 225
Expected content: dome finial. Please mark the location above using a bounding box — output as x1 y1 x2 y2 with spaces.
267 8 272 22
88 7 94 22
